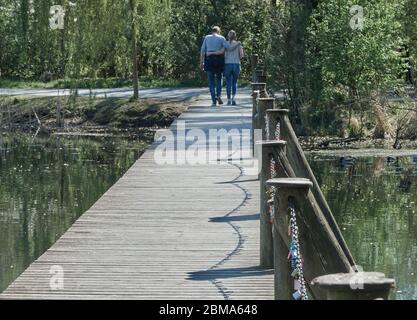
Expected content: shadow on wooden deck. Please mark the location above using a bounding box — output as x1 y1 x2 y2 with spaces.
187 267 273 281
209 213 260 223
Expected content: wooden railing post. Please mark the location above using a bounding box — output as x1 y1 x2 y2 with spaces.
251 83 268 98
251 54 259 82
266 178 313 300
255 68 267 83
266 109 289 140
258 140 287 268
311 273 395 300
257 98 275 141
255 69 267 83
251 83 268 156
256 63 265 72
251 89 260 155
258 75 267 83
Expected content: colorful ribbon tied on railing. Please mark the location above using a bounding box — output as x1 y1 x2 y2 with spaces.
288 202 308 300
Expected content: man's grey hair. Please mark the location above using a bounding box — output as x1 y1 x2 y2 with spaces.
212 26 221 33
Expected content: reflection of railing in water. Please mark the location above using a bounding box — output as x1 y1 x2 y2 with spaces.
251 55 396 300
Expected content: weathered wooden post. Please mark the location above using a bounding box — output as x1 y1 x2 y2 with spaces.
266 178 313 300
251 54 259 82
251 89 260 156
256 63 265 72
266 109 290 140
257 98 275 141
251 83 267 156
0 100 3 129
255 69 267 83
257 74 267 83
255 67 267 83
311 272 395 300
258 140 287 268
251 83 268 98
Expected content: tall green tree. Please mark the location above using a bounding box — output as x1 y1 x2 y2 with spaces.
403 0 417 85
306 0 406 134
265 0 317 128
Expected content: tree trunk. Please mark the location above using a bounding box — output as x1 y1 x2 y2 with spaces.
131 0 139 99
132 35 139 99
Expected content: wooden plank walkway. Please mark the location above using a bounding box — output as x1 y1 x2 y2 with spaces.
0 90 274 300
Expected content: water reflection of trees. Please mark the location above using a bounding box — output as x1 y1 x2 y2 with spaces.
0 134 142 292
310 156 417 300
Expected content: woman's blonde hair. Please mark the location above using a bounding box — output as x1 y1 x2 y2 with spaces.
228 30 237 41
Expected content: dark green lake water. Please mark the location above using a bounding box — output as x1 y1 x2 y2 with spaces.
309 154 417 300
0 133 146 293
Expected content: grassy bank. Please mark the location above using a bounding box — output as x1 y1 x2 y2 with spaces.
0 77 205 89
0 95 189 132
0 77 250 90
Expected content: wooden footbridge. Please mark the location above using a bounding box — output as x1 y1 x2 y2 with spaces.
0 55 395 300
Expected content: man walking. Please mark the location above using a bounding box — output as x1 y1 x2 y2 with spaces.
200 26 240 107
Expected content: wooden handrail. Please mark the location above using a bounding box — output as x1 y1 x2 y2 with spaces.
266 111 355 266
253 56 394 300
267 177 352 300
252 82 354 270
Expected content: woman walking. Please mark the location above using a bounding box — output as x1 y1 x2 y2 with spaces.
224 30 244 105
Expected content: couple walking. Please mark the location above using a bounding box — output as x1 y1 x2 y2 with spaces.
200 26 244 107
